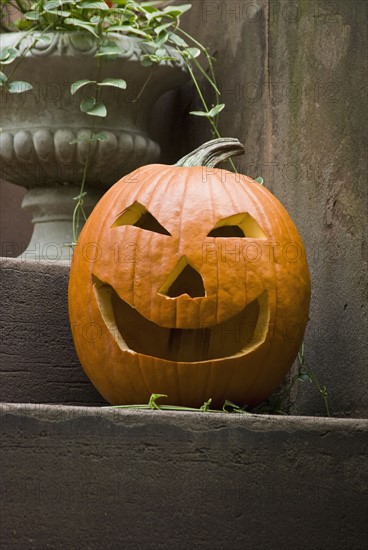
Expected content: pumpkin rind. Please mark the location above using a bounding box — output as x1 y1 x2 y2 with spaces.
69 145 310 407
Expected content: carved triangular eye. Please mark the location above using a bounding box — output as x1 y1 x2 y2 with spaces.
111 201 171 236
207 213 266 239
208 225 245 238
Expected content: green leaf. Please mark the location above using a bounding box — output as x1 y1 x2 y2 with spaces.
44 9 71 17
64 18 98 37
70 79 95 95
98 78 127 90
183 47 201 59
222 400 249 414
44 0 73 9
95 45 122 57
107 25 150 39
80 97 107 117
190 105 225 118
7 81 33 93
189 110 210 117
34 34 53 45
0 47 18 64
24 11 40 21
0 72 7 85
78 1 109 9
0 50 10 62
154 22 174 35
80 96 96 112
140 56 153 67
208 103 225 117
92 132 108 141
298 373 312 382
162 4 192 17
168 33 188 48
255 176 264 185
148 393 168 410
200 398 212 412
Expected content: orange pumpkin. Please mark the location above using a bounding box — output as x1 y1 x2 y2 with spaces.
68 138 311 407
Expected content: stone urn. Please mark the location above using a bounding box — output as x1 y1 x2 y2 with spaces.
0 32 188 260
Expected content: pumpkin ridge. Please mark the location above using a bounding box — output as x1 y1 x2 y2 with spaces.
165 165 190 403
203 171 220 401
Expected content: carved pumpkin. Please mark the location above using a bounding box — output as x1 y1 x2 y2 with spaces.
68 138 311 407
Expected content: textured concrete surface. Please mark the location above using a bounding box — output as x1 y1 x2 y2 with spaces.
0 258 105 405
0 404 367 550
0 180 31 257
169 0 368 418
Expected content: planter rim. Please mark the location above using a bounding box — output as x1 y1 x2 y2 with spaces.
0 30 187 71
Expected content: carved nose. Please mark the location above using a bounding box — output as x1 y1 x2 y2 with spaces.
158 256 206 298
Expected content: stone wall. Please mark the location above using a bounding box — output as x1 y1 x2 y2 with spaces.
169 0 367 418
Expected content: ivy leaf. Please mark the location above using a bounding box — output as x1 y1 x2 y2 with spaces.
208 103 225 117
44 0 74 9
200 398 212 412
7 81 33 93
70 79 95 95
298 372 312 382
95 45 122 58
98 78 127 90
190 104 225 118
168 33 188 48
0 47 18 64
107 26 150 39
183 47 201 59
162 4 192 17
154 22 174 35
190 110 209 117
64 18 98 37
155 48 167 57
24 11 40 21
80 96 95 111
80 97 107 117
140 55 153 66
44 9 71 17
87 102 107 117
148 393 168 410
78 1 110 9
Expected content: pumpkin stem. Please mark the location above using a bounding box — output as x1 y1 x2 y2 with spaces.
175 138 245 168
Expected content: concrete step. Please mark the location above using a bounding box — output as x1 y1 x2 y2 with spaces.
1 258 367 549
1 404 367 550
0 257 105 405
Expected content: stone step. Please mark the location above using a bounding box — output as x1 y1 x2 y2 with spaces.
0 257 105 405
1 404 366 550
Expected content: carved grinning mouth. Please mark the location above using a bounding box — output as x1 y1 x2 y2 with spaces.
93 276 269 363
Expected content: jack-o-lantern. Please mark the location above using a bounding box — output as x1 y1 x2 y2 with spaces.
68 138 311 407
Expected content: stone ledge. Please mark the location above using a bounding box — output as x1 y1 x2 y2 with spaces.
0 257 105 405
1 404 367 550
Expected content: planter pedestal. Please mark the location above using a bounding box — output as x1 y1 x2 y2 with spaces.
20 186 102 261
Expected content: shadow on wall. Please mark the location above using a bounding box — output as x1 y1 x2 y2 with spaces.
0 180 32 257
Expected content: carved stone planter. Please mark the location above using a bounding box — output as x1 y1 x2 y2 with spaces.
0 32 188 260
